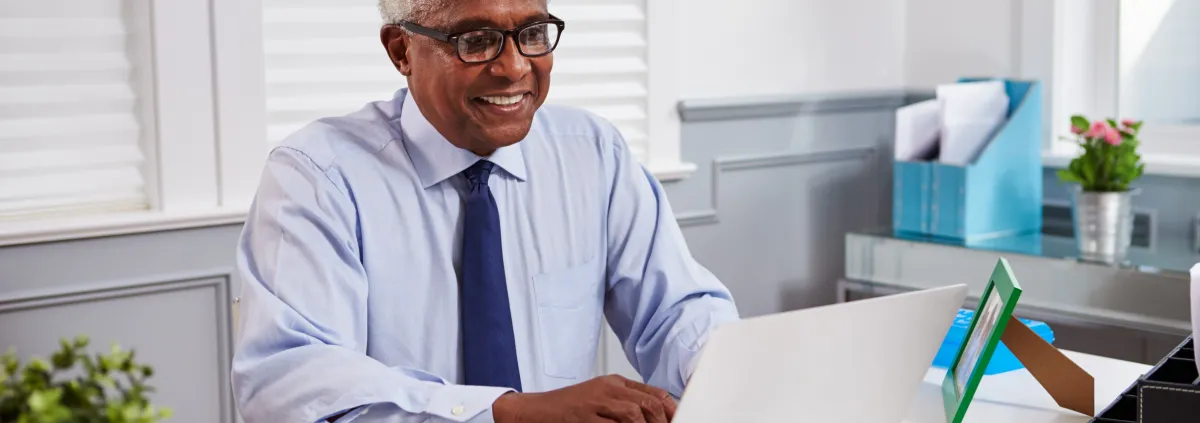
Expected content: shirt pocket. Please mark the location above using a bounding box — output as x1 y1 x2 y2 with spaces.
532 258 604 380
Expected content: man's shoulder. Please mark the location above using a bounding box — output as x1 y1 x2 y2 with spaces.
533 103 622 141
272 96 403 172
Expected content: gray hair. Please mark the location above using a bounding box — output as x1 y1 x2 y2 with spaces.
378 0 437 24
379 0 548 24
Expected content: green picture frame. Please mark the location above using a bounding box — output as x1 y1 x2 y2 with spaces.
941 257 1024 423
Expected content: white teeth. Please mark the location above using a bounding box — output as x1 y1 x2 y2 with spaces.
479 95 523 106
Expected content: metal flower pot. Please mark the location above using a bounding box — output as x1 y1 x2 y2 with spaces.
1071 187 1139 263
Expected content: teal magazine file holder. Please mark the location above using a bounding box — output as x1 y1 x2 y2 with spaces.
894 78 1043 241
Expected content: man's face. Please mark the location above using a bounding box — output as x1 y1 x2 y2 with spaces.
383 0 553 155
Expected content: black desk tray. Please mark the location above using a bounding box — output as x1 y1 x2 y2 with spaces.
1091 335 1198 423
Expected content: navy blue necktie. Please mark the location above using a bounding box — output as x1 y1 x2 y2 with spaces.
460 160 522 391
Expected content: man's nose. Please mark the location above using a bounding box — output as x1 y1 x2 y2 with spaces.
488 37 531 81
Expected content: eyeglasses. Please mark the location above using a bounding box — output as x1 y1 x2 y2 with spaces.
397 16 565 64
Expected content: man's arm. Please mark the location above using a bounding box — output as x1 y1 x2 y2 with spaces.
600 129 741 398
231 147 508 423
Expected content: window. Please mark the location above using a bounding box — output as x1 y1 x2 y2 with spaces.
1045 0 1200 174
1 0 230 244
0 0 690 244
547 1 650 162
261 0 399 147
0 0 150 219
1116 0 1200 156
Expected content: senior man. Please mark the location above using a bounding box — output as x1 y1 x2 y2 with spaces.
230 0 740 421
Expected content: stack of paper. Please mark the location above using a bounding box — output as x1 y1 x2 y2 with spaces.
894 99 941 161
894 80 1010 165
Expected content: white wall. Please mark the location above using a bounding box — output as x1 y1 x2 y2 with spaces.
675 0 1039 99
902 0 1021 88
678 0 906 99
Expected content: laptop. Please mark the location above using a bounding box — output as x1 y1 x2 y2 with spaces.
672 284 968 423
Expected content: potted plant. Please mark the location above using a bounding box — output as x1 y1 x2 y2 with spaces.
1056 115 1145 263
1 336 173 423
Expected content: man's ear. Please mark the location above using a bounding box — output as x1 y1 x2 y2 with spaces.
381 25 412 76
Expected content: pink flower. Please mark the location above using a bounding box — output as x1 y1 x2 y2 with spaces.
1104 126 1122 145
1070 125 1086 135
1085 121 1109 138
1121 118 1138 128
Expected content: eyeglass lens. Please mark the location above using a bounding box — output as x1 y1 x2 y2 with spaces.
456 23 560 63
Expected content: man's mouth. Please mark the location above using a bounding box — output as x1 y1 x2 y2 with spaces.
471 92 532 116
478 94 524 106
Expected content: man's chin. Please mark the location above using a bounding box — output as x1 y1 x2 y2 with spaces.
473 124 533 150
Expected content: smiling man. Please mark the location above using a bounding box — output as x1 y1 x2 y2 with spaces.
230 0 739 422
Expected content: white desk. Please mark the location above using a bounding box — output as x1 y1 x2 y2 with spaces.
904 350 1150 422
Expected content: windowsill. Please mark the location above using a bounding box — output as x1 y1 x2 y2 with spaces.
648 161 698 182
1043 151 1200 179
0 208 249 248
0 163 699 248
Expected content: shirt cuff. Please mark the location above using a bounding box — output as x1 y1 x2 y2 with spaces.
333 385 511 423
425 384 514 422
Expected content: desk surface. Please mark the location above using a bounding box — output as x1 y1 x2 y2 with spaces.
904 350 1150 422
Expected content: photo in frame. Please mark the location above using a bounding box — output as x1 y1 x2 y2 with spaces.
941 258 1023 423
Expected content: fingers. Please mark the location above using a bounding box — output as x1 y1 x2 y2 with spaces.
591 375 675 423
621 379 677 419
597 399 648 423
595 377 664 423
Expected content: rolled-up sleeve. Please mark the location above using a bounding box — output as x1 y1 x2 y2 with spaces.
232 147 509 423
600 129 740 398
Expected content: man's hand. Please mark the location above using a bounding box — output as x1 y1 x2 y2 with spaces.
492 375 677 423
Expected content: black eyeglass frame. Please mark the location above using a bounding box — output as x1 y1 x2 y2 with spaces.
396 15 566 63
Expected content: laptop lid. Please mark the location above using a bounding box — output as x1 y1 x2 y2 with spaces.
673 284 968 423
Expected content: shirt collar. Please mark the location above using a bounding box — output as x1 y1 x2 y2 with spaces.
398 89 528 189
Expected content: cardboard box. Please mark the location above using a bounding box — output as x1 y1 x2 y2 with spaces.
893 79 1044 241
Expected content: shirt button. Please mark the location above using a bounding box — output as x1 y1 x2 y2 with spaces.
451 405 465 416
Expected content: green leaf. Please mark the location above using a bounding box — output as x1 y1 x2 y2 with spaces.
1071 115 1090 133
96 374 115 390
1106 118 1118 128
27 359 49 374
27 388 62 412
1057 168 1082 183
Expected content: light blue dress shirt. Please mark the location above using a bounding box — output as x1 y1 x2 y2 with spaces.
231 88 740 423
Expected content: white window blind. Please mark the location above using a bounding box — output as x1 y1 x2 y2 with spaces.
263 0 404 145
0 0 149 219
263 0 649 160
549 0 649 161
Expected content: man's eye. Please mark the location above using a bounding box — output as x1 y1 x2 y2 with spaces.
461 34 491 50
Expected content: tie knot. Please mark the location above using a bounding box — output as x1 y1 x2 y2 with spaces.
463 160 495 188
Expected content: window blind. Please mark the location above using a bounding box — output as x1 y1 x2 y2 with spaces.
263 0 402 145
0 0 149 219
263 0 649 161
549 0 649 161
